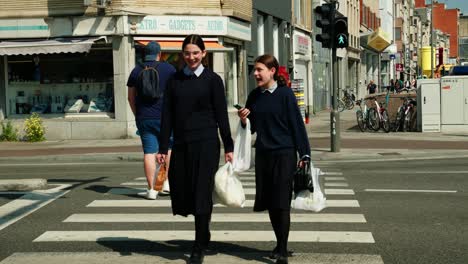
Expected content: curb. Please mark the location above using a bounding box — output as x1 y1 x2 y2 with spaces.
0 179 48 191
1 150 468 164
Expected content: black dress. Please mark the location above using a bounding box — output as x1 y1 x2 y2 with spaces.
245 85 310 212
159 68 234 216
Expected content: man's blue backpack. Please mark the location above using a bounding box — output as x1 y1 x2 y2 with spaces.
136 62 162 103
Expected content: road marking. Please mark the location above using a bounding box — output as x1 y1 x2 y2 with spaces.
121 182 257 187
0 162 139 167
324 177 346 181
322 172 343 176
325 183 349 187
108 187 353 196
33 230 375 243
0 252 384 264
87 199 360 208
0 184 71 231
325 189 355 195
63 213 366 223
364 189 457 193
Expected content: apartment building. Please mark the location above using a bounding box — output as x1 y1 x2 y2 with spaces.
459 15 468 63
0 0 252 139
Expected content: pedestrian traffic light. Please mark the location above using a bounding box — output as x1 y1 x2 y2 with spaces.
315 3 335 49
334 16 349 48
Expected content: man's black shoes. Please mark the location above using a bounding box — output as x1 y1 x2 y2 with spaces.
189 246 205 264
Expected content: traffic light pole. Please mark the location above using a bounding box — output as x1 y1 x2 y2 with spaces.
331 46 340 152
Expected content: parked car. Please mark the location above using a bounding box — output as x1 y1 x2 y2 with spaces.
449 65 468 76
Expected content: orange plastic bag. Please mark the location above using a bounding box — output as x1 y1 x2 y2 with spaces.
153 164 167 191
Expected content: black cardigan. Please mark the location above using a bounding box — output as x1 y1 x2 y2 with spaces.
159 68 234 154
245 85 311 158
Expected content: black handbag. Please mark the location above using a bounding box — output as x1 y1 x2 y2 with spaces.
293 159 314 194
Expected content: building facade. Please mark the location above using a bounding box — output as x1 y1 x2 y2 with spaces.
0 0 252 139
459 15 468 64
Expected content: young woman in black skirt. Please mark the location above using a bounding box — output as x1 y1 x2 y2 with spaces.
237 54 311 264
157 34 234 264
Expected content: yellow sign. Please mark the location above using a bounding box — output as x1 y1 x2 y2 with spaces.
367 28 391 52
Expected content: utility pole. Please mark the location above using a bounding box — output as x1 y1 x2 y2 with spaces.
430 0 434 78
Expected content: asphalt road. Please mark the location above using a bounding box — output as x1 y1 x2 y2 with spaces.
0 158 466 263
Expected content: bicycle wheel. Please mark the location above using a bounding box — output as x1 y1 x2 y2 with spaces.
346 98 354 110
368 108 380 131
356 110 366 132
403 108 414 132
381 109 391 133
393 107 403 132
338 100 346 112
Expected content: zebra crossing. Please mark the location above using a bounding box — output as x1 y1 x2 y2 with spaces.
0 163 384 264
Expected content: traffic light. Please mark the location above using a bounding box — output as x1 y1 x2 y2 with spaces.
334 16 349 48
315 3 335 49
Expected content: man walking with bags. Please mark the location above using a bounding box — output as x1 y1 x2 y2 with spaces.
127 41 176 199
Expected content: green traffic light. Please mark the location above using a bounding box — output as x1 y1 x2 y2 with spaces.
339 35 345 44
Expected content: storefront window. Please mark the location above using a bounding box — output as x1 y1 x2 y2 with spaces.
6 46 114 116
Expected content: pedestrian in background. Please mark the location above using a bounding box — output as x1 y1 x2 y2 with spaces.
367 80 377 94
127 41 176 199
157 34 234 264
237 54 311 264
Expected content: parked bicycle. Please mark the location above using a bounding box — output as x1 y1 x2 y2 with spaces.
394 88 417 132
367 93 391 133
338 89 356 112
355 98 370 132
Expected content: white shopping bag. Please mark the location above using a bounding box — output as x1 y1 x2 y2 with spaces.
291 162 326 212
233 119 251 173
214 162 246 208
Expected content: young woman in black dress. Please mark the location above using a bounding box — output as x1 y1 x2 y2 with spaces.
157 34 234 264
237 54 311 264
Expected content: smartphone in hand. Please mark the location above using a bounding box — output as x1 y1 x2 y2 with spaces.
234 104 243 110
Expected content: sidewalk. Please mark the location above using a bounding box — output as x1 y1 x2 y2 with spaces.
0 109 467 163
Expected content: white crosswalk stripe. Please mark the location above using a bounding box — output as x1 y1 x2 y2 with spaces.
86 199 360 208
0 252 385 264
64 213 367 223
108 187 356 195
25 167 382 263
34 230 375 243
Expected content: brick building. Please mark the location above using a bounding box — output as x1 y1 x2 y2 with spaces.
416 0 460 62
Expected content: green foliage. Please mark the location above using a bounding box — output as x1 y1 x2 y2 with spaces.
23 113 46 142
0 120 19 142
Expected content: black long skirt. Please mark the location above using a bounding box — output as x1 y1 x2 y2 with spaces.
168 139 220 216
254 149 297 212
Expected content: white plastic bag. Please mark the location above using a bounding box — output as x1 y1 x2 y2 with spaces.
233 119 251 173
291 162 326 212
214 162 246 208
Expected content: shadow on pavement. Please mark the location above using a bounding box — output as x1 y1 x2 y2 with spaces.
96 239 275 263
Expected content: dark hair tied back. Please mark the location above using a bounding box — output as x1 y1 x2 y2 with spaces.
254 54 286 86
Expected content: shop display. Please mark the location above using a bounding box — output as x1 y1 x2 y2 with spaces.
6 50 114 116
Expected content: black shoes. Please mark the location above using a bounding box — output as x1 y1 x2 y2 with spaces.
275 256 288 264
269 247 293 259
189 246 205 264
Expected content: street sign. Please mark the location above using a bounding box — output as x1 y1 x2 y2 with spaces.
396 63 403 72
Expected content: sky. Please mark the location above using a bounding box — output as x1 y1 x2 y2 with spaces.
427 0 468 15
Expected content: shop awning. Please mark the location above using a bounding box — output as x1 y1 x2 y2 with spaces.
134 38 233 52
0 37 106 56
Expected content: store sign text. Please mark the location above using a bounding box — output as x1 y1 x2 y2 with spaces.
295 35 310 54
133 16 227 35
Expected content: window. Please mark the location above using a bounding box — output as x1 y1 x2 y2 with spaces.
257 14 265 55
395 27 402 40
273 21 279 60
294 0 311 28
